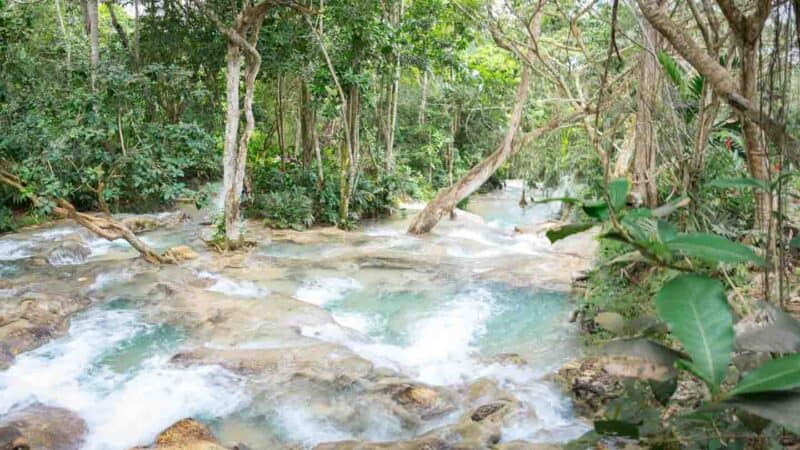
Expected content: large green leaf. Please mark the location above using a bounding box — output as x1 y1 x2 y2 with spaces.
655 275 733 388
728 354 800 396
545 223 594 243
608 178 630 211
665 233 765 267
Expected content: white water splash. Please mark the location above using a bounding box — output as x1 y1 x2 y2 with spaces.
294 276 363 306
302 287 495 386
0 239 33 261
196 271 270 298
89 271 135 291
0 308 248 450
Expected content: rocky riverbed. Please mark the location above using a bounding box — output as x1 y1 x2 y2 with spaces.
0 182 597 449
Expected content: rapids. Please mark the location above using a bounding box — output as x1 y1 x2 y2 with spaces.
0 181 595 449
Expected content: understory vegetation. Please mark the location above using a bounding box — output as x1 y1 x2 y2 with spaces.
1 0 800 447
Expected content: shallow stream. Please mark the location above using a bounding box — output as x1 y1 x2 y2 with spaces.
0 181 592 449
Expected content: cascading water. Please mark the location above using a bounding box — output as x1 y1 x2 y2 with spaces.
0 179 591 449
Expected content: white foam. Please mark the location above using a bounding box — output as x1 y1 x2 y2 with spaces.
294 276 362 306
196 271 270 298
33 227 78 240
332 311 374 335
0 308 248 450
302 287 494 386
0 239 32 261
83 359 247 450
89 271 135 291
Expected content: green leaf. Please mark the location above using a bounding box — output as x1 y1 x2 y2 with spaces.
582 201 609 220
657 50 684 91
657 220 678 243
608 178 630 211
594 420 640 439
650 377 678 406
707 177 770 192
545 223 594 243
790 235 800 249
533 197 582 205
655 275 733 389
729 354 800 396
665 233 765 267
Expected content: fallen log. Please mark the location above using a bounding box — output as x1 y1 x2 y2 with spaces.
0 168 167 264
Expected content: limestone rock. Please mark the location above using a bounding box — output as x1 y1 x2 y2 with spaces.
162 246 199 263
170 344 373 383
131 418 229 450
0 294 90 369
0 426 29 450
556 359 624 418
0 404 87 450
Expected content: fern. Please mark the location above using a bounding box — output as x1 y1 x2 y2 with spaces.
657 50 685 91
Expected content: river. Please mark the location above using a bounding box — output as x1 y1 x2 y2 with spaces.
0 181 593 449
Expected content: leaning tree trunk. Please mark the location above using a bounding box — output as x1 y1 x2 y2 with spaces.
633 21 661 207
407 63 532 234
222 42 243 244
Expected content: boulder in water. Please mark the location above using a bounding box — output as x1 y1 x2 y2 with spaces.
0 293 90 369
170 344 374 383
162 245 199 263
0 426 29 450
0 404 87 450
130 418 230 450
45 237 91 266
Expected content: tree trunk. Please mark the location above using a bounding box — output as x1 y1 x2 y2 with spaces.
54 0 71 73
87 0 99 92
300 81 318 170
632 21 661 207
0 170 165 264
276 75 287 169
447 106 459 186
339 83 361 224
685 82 720 196
222 42 243 244
741 40 771 233
635 0 798 161
407 63 532 234
418 69 428 126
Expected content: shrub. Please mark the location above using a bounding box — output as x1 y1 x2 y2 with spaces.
247 189 314 230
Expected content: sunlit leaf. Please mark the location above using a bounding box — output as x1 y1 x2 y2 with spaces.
545 222 594 243
655 275 733 389
608 178 630 211
729 354 800 396
665 233 765 267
